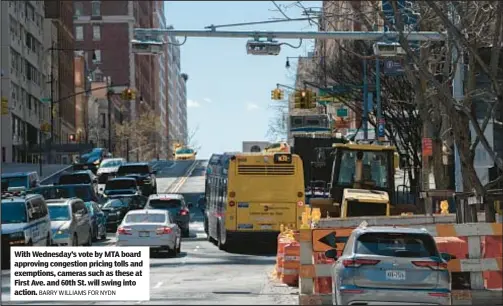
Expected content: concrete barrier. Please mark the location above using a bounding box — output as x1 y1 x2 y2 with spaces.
1 163 72 180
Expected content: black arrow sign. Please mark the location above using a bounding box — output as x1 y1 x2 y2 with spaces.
318 231 348 249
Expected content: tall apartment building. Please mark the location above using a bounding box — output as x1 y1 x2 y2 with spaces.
73 1 156 126
166 27 188 156
154 1 168 159
1 1 50 163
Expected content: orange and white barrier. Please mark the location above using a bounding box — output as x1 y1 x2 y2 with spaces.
298 216 503 305
280 242 300 286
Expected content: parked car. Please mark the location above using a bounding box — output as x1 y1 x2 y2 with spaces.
84 201 107 241
116 163 157 196
144 193 192 237
116 209 181 257
324 226 452 305
102 177 141 197
57 170 98 194
1 171 40 193
101 195 146 230
96 158 126 187
73 148 109 174
46 198 93 246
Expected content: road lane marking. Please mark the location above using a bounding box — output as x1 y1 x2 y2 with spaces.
170 161 199 193
154 282 163 289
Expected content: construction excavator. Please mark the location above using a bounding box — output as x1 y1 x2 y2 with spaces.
309 141 416 218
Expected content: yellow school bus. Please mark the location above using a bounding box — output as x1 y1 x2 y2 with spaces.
205 152 305 251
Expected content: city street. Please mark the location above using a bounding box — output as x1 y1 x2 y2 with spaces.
1 160 298 305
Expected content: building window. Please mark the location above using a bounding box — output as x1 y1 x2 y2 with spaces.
92 25 101 41
75 26 83 41
74 2 83 16
91 1 101 16
92 50 101 63
101 113 106 128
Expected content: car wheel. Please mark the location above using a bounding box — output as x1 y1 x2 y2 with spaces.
176 238 181 253
204 219 209 235
84 230 92 246
92 225 98 242
46 234 52 246
100 228 107 240
72 234 78 246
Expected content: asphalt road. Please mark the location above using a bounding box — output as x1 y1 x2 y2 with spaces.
1 159 298 305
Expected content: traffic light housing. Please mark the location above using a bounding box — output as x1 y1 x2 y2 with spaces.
294 89 317 109
121 88 136 100
271 88 284 100
1 98 8 115
69 134 76 142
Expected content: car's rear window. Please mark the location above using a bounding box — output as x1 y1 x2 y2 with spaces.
125 213 166 223
147 199 181 209
118 166 149 175
106 180 135 190
355 232 437 258
59 174 90 184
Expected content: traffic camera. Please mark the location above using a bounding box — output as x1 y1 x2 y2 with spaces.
132 39 164 55
373 42 405 57
121 88 136 100
271 88 284 100
246 40 281 56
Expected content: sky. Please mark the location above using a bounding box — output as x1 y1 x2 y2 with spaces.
164 1 320 159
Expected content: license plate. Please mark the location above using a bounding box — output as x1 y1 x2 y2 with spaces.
83 165 88 169
260 225 273 230
385 270 406 280
139 231 149 237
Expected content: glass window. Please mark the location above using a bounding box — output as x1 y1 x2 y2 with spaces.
355 232 438 258
75 26 83 41
105 179 136 190
74 2 83 16
100 159 123 168
59 174 91 185
125 213 166 223
117 165 149 175
92 49 101 63
103 198 131 208
48 205 71 221
91 1 101 16
92 25 101 40
1 201 28 224
147 199 182 209
337 150 390 188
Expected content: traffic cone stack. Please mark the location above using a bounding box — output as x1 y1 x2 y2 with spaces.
313 251 335 294
280 241 300 286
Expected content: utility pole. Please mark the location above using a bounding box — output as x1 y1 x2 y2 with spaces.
363 58 369 140
49 42 55 164
106 77 113 153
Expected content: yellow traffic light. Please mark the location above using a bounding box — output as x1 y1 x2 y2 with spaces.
121 88 136 100
294 90 308 109
1 98 8 115
306 90 317 109
271 89 284 100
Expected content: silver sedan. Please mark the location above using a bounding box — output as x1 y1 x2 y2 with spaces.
116 209 181 257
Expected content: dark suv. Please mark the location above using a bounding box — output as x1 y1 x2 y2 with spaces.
116 163 157 196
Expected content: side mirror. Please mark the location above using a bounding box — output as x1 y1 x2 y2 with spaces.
152 170 157 175
324 249 338 259
440 252 455 262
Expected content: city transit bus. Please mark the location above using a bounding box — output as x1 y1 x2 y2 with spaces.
205 152 305 251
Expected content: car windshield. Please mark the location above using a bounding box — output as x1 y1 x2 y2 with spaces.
101 160 122 168
1 201 27 224
32 186 93 202
147 199 182 209
59 174 91 185
106 180 136 190
337 149 390 188
117 166 149 175
48 205 71 221
125 213 166 223
1 177 28 190
176 148 194 154
103 198 131 208
355 232 438 258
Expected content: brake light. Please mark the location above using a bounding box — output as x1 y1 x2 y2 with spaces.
229 201 236 207
297 192 304 198
179 209 188 216
412 261 448 270
342 259 380 267
428 292 450 297
156 227 172 235
117 227 131 235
